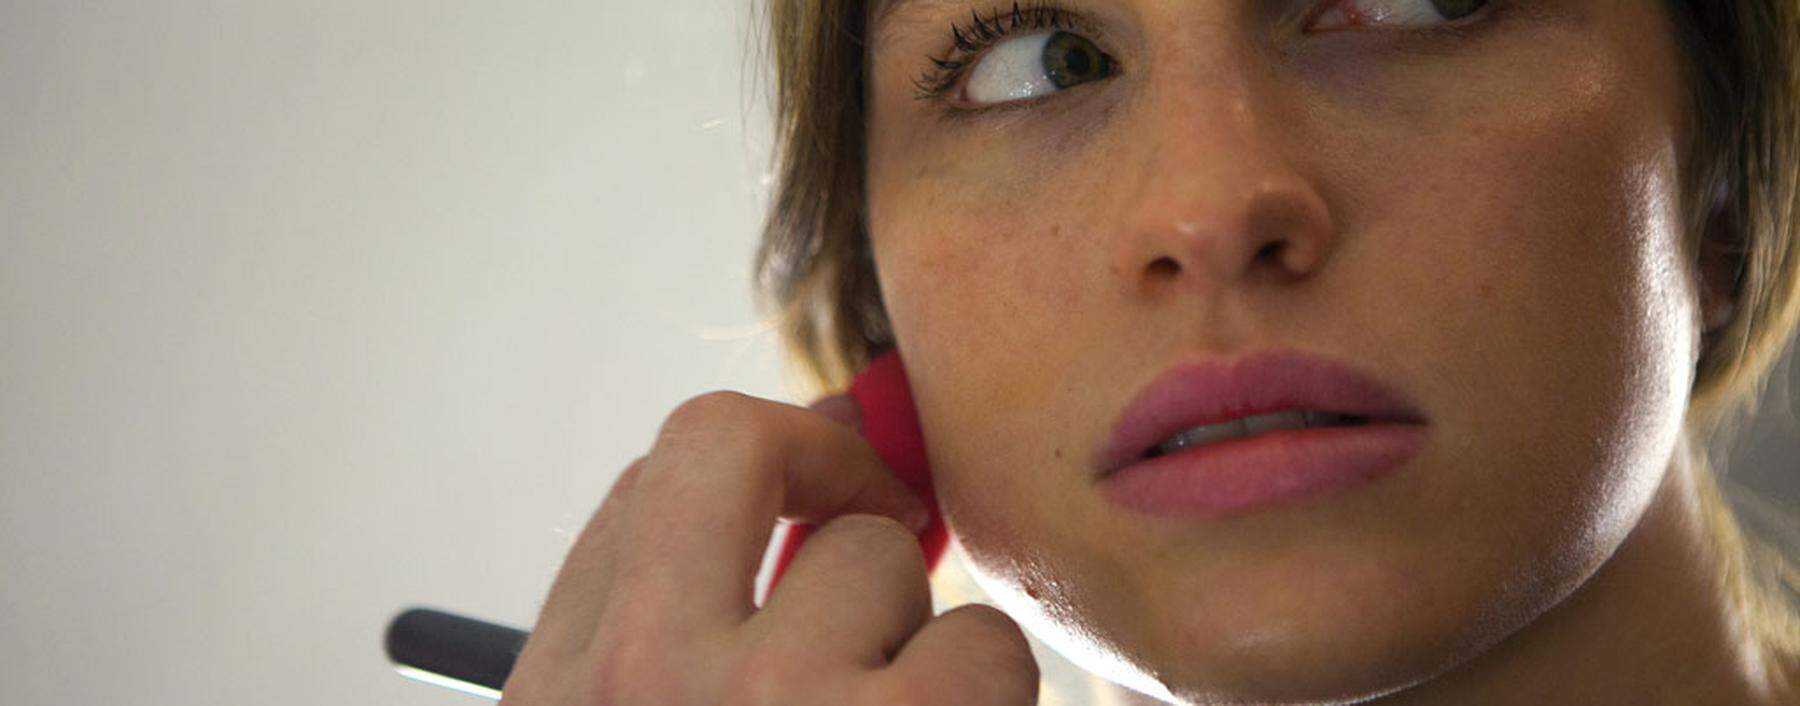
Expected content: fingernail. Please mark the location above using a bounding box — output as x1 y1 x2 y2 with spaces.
905 504 932 533
806 393 863 434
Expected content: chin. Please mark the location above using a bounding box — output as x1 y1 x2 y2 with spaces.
961 535 1535 706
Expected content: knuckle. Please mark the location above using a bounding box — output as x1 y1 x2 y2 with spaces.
856 676 933 706
584 617 709 705
587 621 663 695
610 455 649 495
947 605 1041 688
812 514 927 566
784 515 929 613
655 391 779 462
722 647 807 706
662 390 754 436
950 602 1018 633
571 456 650 546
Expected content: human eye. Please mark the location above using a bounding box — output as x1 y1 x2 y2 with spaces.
1307 0 1495 32
911 2 1117 110
909 0 1500 113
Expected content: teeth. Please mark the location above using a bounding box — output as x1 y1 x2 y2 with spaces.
1150 411 1362 457
1163 418 1252 452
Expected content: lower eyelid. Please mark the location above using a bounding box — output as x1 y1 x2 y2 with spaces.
940 67 1119 121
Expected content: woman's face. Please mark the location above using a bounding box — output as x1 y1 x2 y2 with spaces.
865 0 1706 701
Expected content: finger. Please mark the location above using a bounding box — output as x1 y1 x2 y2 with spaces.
519 455 650 658
614 391 931 637
874 604 1041 705
749 513 933 670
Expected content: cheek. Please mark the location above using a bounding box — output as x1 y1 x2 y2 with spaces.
875 201 1027 350
870 156 1110 367
1457 53 1691 424
875 204 1086 443
1363 21 1698 597
869 181 1114 537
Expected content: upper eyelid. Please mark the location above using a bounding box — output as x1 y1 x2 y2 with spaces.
903 0 1497 111
915 3 1114 61
907 7 1087 99
901 0 1427 72
893 0 1455 62
907 5 1115 101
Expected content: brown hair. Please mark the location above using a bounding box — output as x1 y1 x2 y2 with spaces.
751 0 1800 657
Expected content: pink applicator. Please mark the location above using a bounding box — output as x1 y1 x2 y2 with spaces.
767 347 949 591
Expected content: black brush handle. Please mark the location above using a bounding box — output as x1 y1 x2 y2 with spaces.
385 607 529 699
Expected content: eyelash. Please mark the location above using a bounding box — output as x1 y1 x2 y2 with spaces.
910 1 1086 101
912 0 1504 107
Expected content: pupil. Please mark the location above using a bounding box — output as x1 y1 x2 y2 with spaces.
1064 49 1091 76
1431 0 1486 20
1044 31 1109 90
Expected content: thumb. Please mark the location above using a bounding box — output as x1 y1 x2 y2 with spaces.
800 393 925 530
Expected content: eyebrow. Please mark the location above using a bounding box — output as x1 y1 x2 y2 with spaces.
869 0 965 50
871 0 930 25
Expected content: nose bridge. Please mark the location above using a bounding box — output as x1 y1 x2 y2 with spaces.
1136 75 1266 218
1114 34 1330 298
1130 19 1268 196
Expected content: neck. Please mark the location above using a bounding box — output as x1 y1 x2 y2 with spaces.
1369 434 1796 706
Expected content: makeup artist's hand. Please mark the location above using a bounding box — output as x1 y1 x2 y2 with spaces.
498 391 1040 705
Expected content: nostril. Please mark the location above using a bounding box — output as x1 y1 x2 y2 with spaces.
1257 241 1285 261
1146 257 1179 278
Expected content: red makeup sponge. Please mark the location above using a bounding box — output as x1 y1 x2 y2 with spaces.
766 348 948 592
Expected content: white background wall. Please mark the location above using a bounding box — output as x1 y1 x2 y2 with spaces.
1 3 1795 705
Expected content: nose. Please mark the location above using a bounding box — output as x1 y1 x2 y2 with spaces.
1112 67 1335 300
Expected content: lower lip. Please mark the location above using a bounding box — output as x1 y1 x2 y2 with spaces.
1097 423 1428 518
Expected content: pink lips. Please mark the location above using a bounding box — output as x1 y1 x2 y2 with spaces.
1094 349 1428 517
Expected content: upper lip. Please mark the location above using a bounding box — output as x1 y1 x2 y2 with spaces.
1095 348 1427 476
